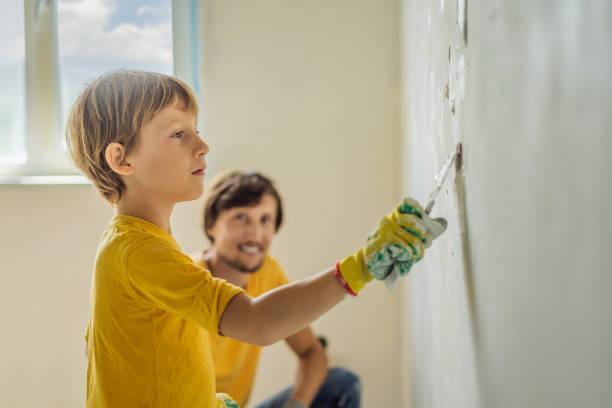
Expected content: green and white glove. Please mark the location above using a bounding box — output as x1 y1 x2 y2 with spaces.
383 201 447 289
337 198 447 295
216 393 240 408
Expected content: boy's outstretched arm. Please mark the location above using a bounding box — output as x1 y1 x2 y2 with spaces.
219 197 445 346
219 267 345 346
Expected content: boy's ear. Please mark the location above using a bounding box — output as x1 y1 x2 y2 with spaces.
105 142 134 176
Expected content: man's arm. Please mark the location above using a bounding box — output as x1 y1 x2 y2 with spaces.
285 327 328 406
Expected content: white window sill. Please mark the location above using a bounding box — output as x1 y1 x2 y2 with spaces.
0 175 91 185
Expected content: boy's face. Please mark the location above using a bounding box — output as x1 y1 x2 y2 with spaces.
207 194 278 273
126 103 208 203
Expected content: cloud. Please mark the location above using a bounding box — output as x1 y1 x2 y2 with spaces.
137 5 163 17
57 0 172 69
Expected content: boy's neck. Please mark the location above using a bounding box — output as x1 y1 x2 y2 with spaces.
116 192 175 234
203 248 249 289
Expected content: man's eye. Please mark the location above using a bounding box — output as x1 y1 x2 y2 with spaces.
171 131 184 138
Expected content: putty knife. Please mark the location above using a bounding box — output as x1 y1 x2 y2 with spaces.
384 143 461 290
424 143 461 215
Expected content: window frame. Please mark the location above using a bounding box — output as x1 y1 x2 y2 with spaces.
0 0 202 185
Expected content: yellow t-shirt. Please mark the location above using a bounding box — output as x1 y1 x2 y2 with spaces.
194 255 289 407
85 215 244 408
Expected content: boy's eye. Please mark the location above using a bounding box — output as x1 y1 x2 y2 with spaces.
171 131 184 138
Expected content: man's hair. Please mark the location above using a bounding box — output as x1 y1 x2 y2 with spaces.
203 171 284 242
65 70 198 204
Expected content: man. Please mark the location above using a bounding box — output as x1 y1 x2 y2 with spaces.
193 171 361 408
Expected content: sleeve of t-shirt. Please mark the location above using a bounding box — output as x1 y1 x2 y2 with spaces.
268 256 290 289
125 235 245 333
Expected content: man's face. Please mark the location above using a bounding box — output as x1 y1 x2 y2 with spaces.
207 194 278 273
125 103 209 204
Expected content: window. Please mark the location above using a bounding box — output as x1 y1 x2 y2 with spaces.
0 2 26 167
0 0 201 184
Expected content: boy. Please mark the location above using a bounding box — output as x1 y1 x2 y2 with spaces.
194 171 360 408
67 70 444 407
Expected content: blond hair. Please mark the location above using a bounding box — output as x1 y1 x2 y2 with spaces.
66 70 198 204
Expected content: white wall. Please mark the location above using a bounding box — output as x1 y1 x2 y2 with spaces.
0 0 403 406
401 0 612 407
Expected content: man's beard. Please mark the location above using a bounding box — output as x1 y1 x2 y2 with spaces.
218 251 263 274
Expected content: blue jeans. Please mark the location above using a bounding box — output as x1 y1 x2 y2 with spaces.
252 367 361 408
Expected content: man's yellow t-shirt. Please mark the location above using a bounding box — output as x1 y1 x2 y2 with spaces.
85 215 244 407
194 255 289 407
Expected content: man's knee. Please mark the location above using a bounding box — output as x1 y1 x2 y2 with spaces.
327 367 361 400
328 367 360 386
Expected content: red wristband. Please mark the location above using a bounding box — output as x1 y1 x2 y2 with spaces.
334 261 357 297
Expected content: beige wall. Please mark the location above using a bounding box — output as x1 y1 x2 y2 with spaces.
0 187 112 406
0 0 403 406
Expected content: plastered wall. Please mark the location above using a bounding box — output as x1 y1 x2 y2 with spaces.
401 1 612 407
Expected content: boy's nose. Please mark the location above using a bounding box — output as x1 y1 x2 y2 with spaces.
197 137 210 156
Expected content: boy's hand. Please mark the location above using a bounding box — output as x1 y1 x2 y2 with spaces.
337 198 446 294
216 393 240 408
